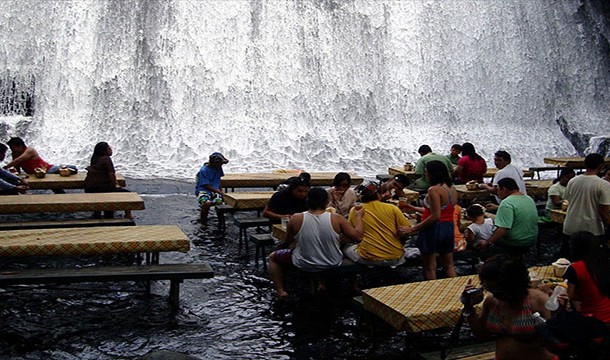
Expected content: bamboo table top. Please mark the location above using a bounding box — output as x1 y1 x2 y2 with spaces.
0 192 145 214
24 173 126 190
0 225 189 256
543 157 610 168
222 191 275 209
221 171 363 189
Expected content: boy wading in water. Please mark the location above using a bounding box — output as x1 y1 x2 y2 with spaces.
195 152 228 225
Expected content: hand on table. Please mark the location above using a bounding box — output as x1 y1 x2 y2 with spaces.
398 225 415 236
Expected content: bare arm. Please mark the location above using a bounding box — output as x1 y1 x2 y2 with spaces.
452 165 463 178
3 148 37 170
598 204 610 226
466 296 493 340
262 205 290 221
550 195 563 207
283 213 302 248
204 184 225 196
337 210 363 243
477 227 508 249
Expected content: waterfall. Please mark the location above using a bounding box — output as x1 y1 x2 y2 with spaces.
0 0 609 178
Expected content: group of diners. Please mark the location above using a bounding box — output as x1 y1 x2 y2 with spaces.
0 137 133 219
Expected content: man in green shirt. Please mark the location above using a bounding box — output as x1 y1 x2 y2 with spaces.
446 144 462 165
477 177 538 258
410 145 454 191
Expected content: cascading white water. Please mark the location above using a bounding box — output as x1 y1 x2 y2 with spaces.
0 0 609 179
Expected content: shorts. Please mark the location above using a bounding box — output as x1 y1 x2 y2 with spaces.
416 221 454 254
342 243 406 267
271 248 293 265
197 191 221 207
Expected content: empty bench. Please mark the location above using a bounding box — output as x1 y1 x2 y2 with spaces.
0 263 214 312
0 218 135 231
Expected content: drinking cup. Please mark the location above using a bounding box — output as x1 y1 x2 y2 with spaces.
398 197 408 208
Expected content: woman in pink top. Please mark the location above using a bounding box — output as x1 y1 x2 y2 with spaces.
453 142 487 184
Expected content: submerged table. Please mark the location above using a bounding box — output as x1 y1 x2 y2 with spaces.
222 191 275 210
25 173 127 191
0 225 189 257
0 192 145 214
221 171 363 190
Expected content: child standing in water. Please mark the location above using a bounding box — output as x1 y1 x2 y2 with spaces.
464 204 494 249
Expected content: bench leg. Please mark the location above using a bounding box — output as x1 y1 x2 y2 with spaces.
169 279 182 313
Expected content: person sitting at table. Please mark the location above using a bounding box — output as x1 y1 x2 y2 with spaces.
446 143 462 165
541 168 575 221
452 142 487 184
379 173 410 201
464 203 495 249
410 145 454 192
601 167 610 184
84 142 133 219
263 175 310 224
3 137 77 175
476 178 538 259
399 160 458 280
195 152 229 225
0 143 28 195
327 172 357 217
342 181 410 267
277 172 311 191
479 150 526 211
464 254 556 360
268 187 364 299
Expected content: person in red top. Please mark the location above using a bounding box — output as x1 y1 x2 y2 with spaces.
452 142 487 184
3 137 76 175
400 160 458 280
563 231 610 323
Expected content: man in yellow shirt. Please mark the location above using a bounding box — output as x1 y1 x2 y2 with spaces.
343 182 410 266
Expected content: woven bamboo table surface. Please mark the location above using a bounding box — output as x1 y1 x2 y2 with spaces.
0 225 189 256
0 192 145 214
222 191 275 209
221 172 363 188
544 157 610 168
363 265 553 333
25 173 126 190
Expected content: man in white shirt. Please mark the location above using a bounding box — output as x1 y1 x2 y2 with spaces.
479 150 526 206
563 153 610 237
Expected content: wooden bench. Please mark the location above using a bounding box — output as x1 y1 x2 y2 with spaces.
249 233 275 270
234 217 271 250
0 263 213 312
0 218 135 231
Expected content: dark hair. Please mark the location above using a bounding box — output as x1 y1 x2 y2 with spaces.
332 172 351 187
451 144 462 151
299 172 311 182
287 174 311 191
466 204 485 218
356 182 379 203
91 142 110 165
497 177 518 191
7 137 25 148
570 231 610 297
307 187 329 210
584 153 605 170
494 150 511 163
418 144 432 155
553 168 575 184
461 142 482 161
425 160 452 186
0 143 7 153
479 254 530 309
392 174 410 187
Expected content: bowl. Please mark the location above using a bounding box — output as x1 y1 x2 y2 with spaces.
466 183 479 191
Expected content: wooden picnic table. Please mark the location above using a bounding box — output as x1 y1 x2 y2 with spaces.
24 173 127 190
222 191 275 210
455 180 553 202
221 171 363 189
389 166 532 181
0 225 189 257
362 266 554 333
543 157 610 169
0 192 145 214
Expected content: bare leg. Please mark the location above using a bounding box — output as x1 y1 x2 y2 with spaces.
422 253 437 280
124 210 133 219
268 252 288 299
200 201 212 224
440 253 456 278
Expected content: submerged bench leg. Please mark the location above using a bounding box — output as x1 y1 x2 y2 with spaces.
169 279 183 312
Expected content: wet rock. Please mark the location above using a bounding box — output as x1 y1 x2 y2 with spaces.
141 350 200 360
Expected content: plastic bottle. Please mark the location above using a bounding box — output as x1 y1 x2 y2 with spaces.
545 280 568 311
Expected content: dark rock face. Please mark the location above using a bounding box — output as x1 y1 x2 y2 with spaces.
556 116 610 156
